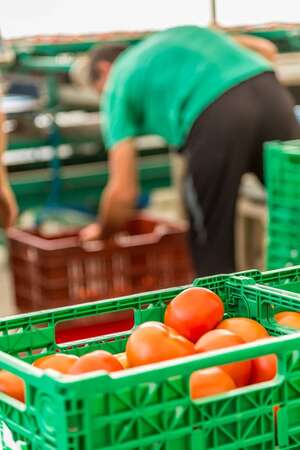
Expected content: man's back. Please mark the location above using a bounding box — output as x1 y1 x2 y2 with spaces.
103 26 271 149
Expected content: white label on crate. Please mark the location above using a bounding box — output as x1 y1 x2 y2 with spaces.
0 421 26 450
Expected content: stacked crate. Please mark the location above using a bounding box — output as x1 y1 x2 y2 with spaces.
265 140 300 269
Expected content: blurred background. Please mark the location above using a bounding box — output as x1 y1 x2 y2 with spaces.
1 0 300 320
2 0 299 37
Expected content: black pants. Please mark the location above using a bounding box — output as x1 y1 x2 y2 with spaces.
182 72 300 277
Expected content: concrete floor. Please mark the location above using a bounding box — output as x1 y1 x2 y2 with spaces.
0 248 17 317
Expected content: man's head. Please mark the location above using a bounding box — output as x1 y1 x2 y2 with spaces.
89 44 128 93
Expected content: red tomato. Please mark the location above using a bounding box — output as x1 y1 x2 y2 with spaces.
190 367 236 399
126 321 195 367
195 329 251 387
216 318 269 342
0 371 25 402
250 354 277 384
164 287 224 343
275 311 300 330
69 351 123 374
36 354 79 374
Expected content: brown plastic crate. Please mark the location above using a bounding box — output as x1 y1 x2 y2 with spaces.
8 214 194 313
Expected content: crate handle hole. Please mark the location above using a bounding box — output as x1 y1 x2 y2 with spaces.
55 309 135 344
189 354 278 402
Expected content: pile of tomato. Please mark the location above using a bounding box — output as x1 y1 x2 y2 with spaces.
1 287 300 404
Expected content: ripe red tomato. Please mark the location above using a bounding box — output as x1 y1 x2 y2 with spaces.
216 318 269 342
0 371 25 402
35 354 79 374
190 367 236 399
195 329 251 387
164 287 224 343
69 351 123 374
250 354 277 384
126 321 195 367
275 311 300 330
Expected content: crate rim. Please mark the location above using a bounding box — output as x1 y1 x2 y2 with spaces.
0 283 194 326
7 212 189 252
230 264 300 295
0 332 298 393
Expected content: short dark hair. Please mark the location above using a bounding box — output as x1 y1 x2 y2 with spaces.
89 44 128 83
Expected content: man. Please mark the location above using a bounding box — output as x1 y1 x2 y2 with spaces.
81 26 300 276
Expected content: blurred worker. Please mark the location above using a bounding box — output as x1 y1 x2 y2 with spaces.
0 109 18 229
81 26 300 276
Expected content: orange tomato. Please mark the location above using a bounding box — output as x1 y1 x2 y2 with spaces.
195 329 251 387
116 352 129 369
217 318 269 342
275 311 300 330
250 354 277 384
36 354 79 374
190 367 236 400
164 287 224 343
0 371 25 402
126 321 195 367
69 351 123 375
32 354 54 368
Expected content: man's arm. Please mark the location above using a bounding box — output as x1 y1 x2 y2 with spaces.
232 34 278 62
80 139 138 240
100 139 138 237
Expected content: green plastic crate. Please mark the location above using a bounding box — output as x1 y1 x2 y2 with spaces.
13 37 144 57
226 265 300 337
245 28 300 53
0 273 299 450
264 140 300 269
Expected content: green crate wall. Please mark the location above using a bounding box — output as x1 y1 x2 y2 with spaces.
226 265 300 336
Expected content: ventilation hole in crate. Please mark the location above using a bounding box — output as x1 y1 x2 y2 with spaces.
76 399 84 410
8 328 23 335
32 347 48 356
59 387 68 395
291 249 298 259
18 351 29 359
31 323 49 330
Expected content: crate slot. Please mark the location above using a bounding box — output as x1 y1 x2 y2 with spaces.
55 309 135 344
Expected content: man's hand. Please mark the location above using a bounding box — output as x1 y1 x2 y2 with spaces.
80 223 102 241
0 182 18 229
80 139 138 241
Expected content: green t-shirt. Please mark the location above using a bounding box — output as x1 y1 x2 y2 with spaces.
102 25 272 150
